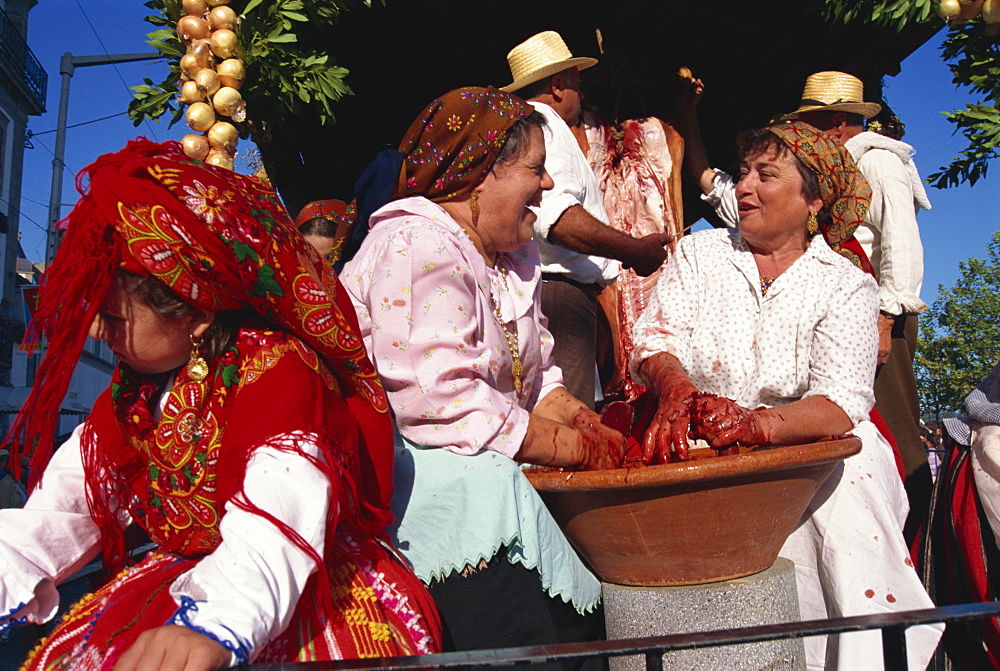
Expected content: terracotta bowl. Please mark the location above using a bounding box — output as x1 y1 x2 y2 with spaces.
524 437 861 587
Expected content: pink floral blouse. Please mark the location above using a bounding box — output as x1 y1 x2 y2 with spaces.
341 196 564 457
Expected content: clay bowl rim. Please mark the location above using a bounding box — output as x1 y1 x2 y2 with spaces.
524 436 862 492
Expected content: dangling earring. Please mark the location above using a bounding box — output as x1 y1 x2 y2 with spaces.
806 210 819 235
470 190 480 228
187 334 209 383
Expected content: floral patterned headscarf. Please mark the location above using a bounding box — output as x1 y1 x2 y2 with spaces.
394 86 534 202
6 140 391 505
766 121 873 270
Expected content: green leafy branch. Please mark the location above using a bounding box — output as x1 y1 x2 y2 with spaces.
821 0 1000 189
128 0 384 132
916 231 1000 417
127 1 184 128
820 0 935 31
927 20 1000 187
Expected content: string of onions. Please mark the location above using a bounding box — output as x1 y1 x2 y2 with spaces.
177 0 246 170
938 0 1000 35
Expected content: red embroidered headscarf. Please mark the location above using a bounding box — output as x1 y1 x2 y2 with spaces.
394 86 534 202
764 121 875 273
294 198 355 229
5 139 392 514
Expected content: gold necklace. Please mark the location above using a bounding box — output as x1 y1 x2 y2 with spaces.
760 276 775 296
454 223 524 394
491 258 524 394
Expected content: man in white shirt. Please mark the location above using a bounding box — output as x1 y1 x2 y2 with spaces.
501 31 670 408
789 74 931 526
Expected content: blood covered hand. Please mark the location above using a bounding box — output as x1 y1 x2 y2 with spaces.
642 384 699 464
688 394 769 448
572 409 626 471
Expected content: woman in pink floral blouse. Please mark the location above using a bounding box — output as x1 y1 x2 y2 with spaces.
341 86 624 660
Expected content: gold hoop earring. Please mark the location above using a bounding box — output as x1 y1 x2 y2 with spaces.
806 210 819 235
470 191 480 227
187 334 209 383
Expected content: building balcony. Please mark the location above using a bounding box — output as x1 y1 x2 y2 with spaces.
0 9 46 114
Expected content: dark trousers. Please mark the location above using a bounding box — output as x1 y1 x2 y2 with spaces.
875 314 932 543
428 550 606 670
541 275 607 410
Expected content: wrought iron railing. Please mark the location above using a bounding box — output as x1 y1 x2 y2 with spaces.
245 602 1000 670
0 9 46 109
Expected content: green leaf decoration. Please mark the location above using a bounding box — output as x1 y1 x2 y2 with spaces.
133 0 378 132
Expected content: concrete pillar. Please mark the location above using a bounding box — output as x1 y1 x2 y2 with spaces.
603 558 804 670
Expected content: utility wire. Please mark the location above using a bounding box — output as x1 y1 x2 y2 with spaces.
73 0 162 142
29 111 129 136
1 196 48 234
24 133 73 180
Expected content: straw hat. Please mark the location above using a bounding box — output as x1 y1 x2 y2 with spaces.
782 71 882 120
501 31 597 93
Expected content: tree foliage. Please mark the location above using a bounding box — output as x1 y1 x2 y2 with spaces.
821 0 1000 188
128 0 382 131
916 231 1000 419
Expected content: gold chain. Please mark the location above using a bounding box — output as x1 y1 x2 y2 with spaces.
454 221 524 394
760 276 775 296
491 259 524 394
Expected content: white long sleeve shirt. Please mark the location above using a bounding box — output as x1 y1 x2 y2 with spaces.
844 132 930 316
0 410 330 665
529 102 620 286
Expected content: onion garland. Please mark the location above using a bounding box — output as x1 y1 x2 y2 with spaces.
175 0 244 169
938 0 1000 24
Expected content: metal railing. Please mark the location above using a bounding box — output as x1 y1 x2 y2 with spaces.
247 602 1000 670
0 9 47 109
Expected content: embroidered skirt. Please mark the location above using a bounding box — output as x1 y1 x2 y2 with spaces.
22 534 440 669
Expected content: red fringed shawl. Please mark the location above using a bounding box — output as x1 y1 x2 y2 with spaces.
3 138 394 571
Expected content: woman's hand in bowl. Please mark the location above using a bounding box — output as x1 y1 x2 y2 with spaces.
688 394 769 449
571 409 626 471
642 384 699 464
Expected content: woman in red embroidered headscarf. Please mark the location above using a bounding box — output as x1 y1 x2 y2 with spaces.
0 139 440 669
340 87 624 657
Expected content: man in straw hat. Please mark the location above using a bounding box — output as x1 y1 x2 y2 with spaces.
787 71 932 536
680 70 932 537
501 30 671 409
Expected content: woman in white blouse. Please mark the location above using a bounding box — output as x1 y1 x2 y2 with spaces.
631 122 940 671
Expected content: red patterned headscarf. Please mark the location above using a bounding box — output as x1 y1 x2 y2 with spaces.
766 121 874 272
394 86 534 202
5 140 391 508
294 199 356 266
294 198 355 229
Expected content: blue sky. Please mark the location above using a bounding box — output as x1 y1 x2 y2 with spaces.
17 1 1000 310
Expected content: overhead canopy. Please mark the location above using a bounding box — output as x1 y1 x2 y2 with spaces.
256 0 940 223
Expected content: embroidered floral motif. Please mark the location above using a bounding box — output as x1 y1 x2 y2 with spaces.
181 180 234 225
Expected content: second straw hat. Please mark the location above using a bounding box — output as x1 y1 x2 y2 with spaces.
783 71 882 120
501 31 597 93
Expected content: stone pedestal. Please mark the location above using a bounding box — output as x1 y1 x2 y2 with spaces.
603 558 805 670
